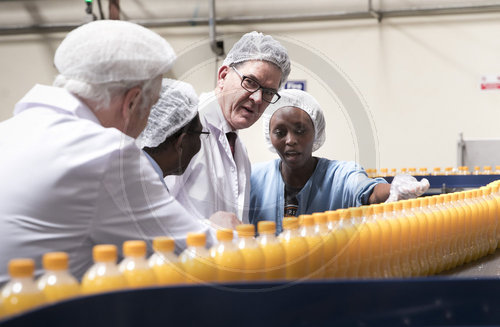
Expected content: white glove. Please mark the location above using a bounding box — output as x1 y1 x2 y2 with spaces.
385 174 430 203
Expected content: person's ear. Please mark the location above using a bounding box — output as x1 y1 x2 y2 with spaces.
174 133 186 154
217 65 230 90
122 87 142 120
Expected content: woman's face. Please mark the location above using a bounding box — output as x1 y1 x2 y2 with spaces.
269 106 315 169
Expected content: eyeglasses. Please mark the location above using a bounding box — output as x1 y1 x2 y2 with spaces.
231 66 281 104
186 129 210 139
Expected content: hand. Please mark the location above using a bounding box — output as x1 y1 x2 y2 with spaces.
385 174 430 203
208 211 242 230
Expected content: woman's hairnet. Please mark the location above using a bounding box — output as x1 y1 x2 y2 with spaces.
263 89 326 153
138 79 199 148
222 31 291 88
54 20 176 84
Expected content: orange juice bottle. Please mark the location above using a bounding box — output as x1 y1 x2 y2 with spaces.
312 213 335 279
383 203 402 277
491 184 500 248
299 215 325 279
279 217 309 280
180 233 217 284
400 200 420 276
364 205 383 278
432 167 442 176
236 224 265 281
473 166 481 175
456 192 473 264
427 196 446 273
346 207 365 278
408 167 417 175
326 211 341 278
392 201 411 277
210 229 245 282
449 193 467 266
81 245 127 294
256 221 286 280
410 199 429 276
472 190 489 258
480 187 498 254
1 259 46 317
357 206 373 278
37 252 79 303
334 210 353 278
483 166 493 175
372 204 392 278
418 197 438 275
119 240 157 288
379 168 389 177
148 237 185 285
439 194 457 270
419 168 428 176
390 168 397 177
463 191 482 261
444 167 454 175
444 194 461 269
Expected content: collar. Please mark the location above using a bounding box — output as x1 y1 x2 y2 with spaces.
14 84 101 125
199 91 238 135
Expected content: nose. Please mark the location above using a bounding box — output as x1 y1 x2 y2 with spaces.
285 133 297 145
249 89 263 104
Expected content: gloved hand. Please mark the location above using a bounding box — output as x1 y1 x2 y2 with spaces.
385 174 430 203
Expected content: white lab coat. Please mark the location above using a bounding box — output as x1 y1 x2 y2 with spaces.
0 85 213 282
165 91 251 223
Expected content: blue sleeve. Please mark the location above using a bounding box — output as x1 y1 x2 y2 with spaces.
338 162 388 207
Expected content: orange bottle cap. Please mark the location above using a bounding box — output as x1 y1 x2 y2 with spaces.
8 258 35 278
43 252 69 271
257 221 276 234
93 244 118 263
123 240 147 257
153 237 175 253
216 228 234 241
186 233 206 247
236 224 255 237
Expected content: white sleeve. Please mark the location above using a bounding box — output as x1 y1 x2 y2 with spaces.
92 139 215 254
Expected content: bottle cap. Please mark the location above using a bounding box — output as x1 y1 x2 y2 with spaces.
123 240 147 257
300 215 315 226
326 210 340 223
361 205 373 217
153 237 175 252
43 252 69 271
93 244 118 263
8 258 35 278
350 207 362 218
393 201 403 211
402 199 412 210
258 221 276 234
420 197 429 206
186 233 206 247
383 202 394 212
312 213 327 225
216 228 234 241
236 224 255 237
282 217 299 230
373 204 384 214
428 196 437 206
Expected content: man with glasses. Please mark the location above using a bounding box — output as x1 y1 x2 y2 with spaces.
165 31 291 227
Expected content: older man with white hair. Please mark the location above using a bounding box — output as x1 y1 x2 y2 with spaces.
0 20 230 281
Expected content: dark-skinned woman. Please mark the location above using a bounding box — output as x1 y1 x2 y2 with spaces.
249 89 429 232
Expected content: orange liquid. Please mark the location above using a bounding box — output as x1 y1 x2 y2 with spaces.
483 191 498 254
365 219 382 278
459 194 474 264
213 251 244 282
279 231 309 280
2 293 45 316
318 228 336 279
300 226 324 280
81 273 128 295
180 247 217 284
149 253 185 285
377 217 393 278
257 234 286 280
239 246 265 281
413 209 429 276
357 221 372 278
122 268 157 288
332 222 350 278
385 210 403 278
420 205 437 275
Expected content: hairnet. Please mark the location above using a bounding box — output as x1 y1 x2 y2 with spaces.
138 78 199 148
263 89 326 153
54 20 176 84
222 31 291 88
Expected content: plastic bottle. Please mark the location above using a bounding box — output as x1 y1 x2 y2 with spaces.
463 191 482 261
473 166 481 175
326 210 342 278
236 224 265 281
480 187 498 254
432 167 442 176
345 207 364 278
392 201 411 277
332 210 352 278
471 190 489 258
180 233 217 284
444 167 454 176
449 193 467 267
495 165 500 174
299 215 325 279
210 229 245 282
410 198 429 276
148 237 185 285
491 184 500 248
379 168 388 177
37 252 79 303
279 217 309 280
373 204 392 277
483 166 492 175
383 203 402 277
443 194 460 269
400 168 408 174
418 197 437 275
400 200 421 276
419 168 428 176
312 213 335 279
456 192 474 264
256 221 286 280
427 196 446 273
81 245 127 294
357 206 373 278
1 259 45 317
364 205 383 278
390 168 397 177
118 240 157 288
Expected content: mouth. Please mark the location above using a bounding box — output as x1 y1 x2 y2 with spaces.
284 151 301 158
240 104 255 115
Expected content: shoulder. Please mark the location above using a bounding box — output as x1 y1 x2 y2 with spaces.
251 160 279 182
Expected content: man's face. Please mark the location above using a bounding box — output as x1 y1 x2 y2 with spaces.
217 60 282 130
126 76 163 138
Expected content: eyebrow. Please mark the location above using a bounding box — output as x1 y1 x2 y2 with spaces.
245 74 278 92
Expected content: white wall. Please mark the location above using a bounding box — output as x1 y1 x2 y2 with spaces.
1 1 500 171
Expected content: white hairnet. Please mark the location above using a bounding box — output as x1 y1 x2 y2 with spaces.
222 31 291 88
263 89 326 153
138 78 199 148
54 20 176 84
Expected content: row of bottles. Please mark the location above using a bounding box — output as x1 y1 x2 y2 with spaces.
367 166 500 178
2 182 500 319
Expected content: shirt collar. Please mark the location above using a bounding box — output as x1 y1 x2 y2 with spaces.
199 91 238 135
14 84 101 125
